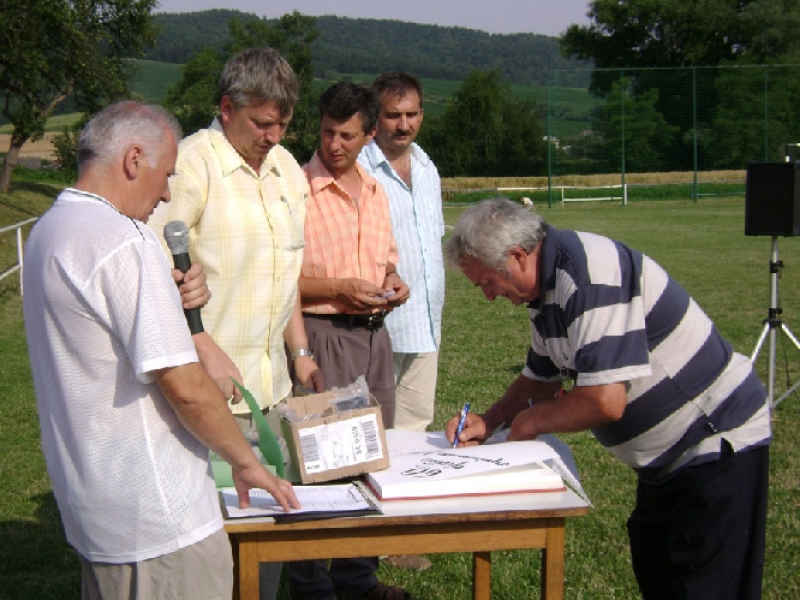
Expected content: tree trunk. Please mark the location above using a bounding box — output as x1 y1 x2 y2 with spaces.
0 131 29 194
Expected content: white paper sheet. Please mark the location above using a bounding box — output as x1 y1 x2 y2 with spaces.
221 483 373 519
382 429 592 506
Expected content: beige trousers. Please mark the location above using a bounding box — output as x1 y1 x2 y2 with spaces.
79 528 232 600
392 347 440 432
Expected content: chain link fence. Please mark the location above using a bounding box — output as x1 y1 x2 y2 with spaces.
546 65 800 204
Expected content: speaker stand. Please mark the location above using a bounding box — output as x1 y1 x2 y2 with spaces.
750 236 800 407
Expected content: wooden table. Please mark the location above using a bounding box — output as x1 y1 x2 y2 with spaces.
224 487 589 600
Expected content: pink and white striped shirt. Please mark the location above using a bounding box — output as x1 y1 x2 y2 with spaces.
301 151 398 315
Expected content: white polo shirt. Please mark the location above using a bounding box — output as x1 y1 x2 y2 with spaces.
23 189 222 563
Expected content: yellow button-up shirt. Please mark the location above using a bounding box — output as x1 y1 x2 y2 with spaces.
148 119 309 412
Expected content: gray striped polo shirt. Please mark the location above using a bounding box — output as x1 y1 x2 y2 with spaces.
525 226 771 481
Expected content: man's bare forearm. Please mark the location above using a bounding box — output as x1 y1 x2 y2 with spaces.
482 374 561 433
155 362 260 471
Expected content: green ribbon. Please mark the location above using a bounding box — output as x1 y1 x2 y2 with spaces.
231 379 286 478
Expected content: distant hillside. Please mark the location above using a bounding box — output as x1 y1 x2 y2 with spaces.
145 10 590 87
147 10 241 64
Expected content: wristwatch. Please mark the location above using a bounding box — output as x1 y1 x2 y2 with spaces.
291 348 314 361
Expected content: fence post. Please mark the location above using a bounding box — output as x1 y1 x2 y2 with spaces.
547 77 553 208
17 227 24 297
692 66 699 202
763 66 770 161
620 69 627 208
0 217 37 296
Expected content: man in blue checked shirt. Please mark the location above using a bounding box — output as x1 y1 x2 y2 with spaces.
358 71 445 434
446 198 771 600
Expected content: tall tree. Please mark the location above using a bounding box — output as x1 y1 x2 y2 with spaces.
0 0 157 193
426 70 506 176
703 66 800 167
561 0 800 74
559 1 800 174
591 78 679 172
163 47 224 136
164 11 319 162
497 98 548 177
422 70 546 177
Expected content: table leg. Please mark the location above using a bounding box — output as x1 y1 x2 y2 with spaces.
236 536 260 600
472 551 491 600
540 518 566 600
230 534 240 600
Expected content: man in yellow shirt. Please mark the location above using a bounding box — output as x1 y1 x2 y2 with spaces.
148 47 323 600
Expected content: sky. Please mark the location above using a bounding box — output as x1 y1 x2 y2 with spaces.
153 0 593 37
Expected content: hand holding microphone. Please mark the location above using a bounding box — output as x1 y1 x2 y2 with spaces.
173 262 210 309
164 220 205 335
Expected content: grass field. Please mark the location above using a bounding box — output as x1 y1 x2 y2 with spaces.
1 187 798 598
0 116 82 135
130 59 184 104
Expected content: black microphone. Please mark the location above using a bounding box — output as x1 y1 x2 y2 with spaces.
163 220 204 335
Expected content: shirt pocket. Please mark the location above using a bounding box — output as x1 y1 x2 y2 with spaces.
280 194 306 251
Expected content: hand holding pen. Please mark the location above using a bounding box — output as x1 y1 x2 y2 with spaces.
452 402 470 447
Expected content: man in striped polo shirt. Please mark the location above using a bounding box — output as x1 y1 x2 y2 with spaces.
445 198 771 599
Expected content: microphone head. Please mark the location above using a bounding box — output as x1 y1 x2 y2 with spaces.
163 220 190 255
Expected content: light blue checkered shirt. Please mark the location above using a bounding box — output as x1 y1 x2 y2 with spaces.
359 141 445 353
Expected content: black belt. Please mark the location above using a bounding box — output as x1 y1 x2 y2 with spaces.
307 312 386 331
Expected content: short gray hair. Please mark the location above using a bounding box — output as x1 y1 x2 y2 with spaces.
77 101 182 174
218 47 299 117
445 198 548 273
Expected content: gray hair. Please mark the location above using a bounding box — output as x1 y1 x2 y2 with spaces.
77 101 182 174
445 198 548 273
218 47 299 117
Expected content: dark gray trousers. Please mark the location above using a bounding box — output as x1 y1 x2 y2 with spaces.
287 315 396 599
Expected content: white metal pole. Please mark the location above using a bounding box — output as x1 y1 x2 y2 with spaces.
16 226 24 297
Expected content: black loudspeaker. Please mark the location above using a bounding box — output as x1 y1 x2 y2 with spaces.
745 161 800 237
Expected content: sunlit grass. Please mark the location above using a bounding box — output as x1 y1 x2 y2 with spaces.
442 170 746 191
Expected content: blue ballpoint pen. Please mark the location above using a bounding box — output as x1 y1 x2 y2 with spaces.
453 402 470 447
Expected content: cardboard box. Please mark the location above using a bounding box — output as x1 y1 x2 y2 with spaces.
278 391 390 484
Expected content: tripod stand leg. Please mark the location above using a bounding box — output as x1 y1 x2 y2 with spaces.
751 236 798 408
779 323 800 352
774 381 800 407
750 322 770 363
771 323 800 407
768 324 777 407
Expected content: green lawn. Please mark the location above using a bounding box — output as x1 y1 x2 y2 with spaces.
1 191 798 598
0 113 83 135
130 59 184 104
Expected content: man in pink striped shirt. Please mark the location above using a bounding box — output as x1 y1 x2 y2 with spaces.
288 82 412 600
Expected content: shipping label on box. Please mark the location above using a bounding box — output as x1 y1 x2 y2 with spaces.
298 413 384 474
